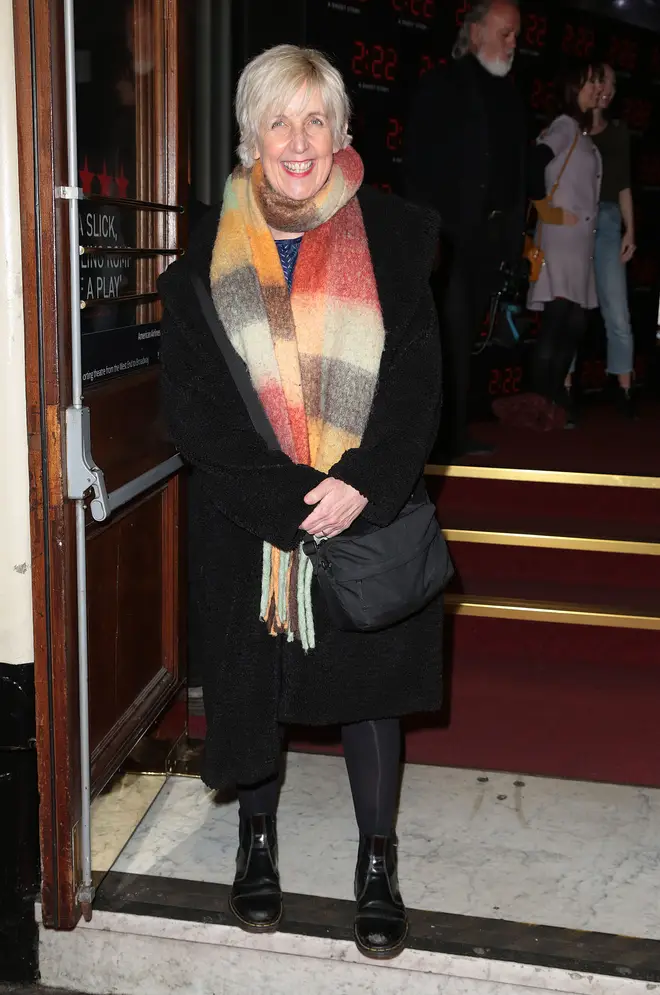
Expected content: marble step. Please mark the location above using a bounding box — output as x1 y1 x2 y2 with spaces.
39 754 660 994
38 878 660 995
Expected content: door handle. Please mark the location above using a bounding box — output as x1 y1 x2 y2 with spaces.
100 454 183 520
66 405 182 521
66 406 110 518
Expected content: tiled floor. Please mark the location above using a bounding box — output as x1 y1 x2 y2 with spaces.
109 752 660 940
40 754 660 995
91 772 166 874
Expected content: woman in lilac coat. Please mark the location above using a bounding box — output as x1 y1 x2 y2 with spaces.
495 63 603 430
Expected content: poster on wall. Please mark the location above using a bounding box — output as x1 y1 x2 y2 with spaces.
81 322 161 386
75 0 162 386
77 195 162 387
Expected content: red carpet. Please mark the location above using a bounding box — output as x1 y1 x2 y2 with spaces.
154 402 660 789
288 617 660 787
176 610 660 787
289 402 660 785
443 398 660 477
431 476 660 537
447 543 660 612
177 613 660 786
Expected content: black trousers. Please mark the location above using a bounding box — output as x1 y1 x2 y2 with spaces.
531 298 587 404
436 212 517 453
237 719 401 838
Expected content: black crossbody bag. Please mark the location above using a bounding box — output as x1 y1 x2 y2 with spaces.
193 275 453 633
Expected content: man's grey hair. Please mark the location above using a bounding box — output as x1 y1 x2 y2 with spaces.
451 0 519 60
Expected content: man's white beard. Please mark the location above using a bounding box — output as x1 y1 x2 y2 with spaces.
476 51 514 77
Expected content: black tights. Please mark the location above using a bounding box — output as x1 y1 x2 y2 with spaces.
237 719 401 837
532 298 587 404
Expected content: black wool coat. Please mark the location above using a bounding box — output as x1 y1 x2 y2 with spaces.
405 56 527 253
158 185 444 789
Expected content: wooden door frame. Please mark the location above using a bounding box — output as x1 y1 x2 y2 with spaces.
13 0 187 929
14 0 78 931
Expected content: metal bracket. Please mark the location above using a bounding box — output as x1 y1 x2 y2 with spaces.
77 883 95 923
65 406 110 521
56 184 83 200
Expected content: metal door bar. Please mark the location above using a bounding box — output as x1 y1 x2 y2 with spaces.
86 194 183 212
90 455 183 522
80 291 159 309
61 0 94 923
67 408 184 523
79 246 183 256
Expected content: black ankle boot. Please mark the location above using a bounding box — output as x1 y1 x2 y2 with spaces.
353 835 408 959
229 813 282 932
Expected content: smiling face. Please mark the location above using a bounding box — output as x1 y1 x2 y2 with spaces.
598 64 616 110
471 1 520 77
255 85 337 202
577 68 603 113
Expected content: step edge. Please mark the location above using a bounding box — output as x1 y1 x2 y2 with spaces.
445 594 660 629
37 872 660 988
443 529 660 556
426 464 660 490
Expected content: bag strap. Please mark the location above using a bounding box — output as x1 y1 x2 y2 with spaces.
549 126 580 199
531 125 580 249
191 273 280 450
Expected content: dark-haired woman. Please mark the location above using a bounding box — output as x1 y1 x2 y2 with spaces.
566 63 636 417
495 64 603 429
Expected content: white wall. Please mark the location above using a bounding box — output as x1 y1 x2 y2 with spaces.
0 0 34 665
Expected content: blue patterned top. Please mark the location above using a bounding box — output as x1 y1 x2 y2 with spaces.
275 236 303 292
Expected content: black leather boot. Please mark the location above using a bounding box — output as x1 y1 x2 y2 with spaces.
229 813 282 932
353 835 408 959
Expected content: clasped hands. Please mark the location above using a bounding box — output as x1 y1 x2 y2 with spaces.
299 478 368 539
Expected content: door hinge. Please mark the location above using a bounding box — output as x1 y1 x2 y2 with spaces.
65 406 110 521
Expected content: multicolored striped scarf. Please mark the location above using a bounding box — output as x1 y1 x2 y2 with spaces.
210 147 385 650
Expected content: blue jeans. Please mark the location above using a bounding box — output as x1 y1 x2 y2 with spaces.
570 202 634 376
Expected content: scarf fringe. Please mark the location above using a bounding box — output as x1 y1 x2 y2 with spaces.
260 542 315 653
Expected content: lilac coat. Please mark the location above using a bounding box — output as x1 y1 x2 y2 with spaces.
528 115 602 311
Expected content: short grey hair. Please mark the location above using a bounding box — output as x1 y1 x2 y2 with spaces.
235 44 351 167
451 0 519 60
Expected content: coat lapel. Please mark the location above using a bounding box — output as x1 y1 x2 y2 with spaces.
357 186 438 336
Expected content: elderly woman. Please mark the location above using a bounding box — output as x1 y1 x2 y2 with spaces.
158 44 443 959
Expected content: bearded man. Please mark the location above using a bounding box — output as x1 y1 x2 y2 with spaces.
406 0 526 459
